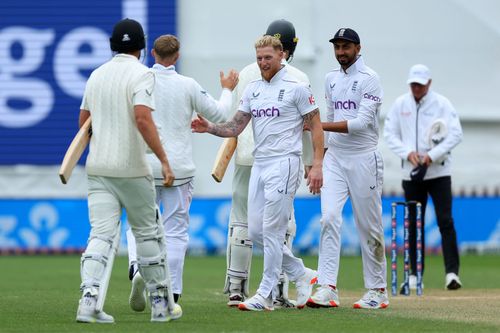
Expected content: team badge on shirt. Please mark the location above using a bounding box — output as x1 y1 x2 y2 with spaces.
278 89 285 101
352 81 358 92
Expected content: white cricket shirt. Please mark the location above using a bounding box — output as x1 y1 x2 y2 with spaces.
80 54 155 177
324 56 383 153
239 67 317 161
232 61 311 166
148 64 231 186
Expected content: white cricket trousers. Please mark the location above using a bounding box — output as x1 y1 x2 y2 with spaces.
319 149 387 289
83 175 165 289
248 155 306 298
127 181 193 295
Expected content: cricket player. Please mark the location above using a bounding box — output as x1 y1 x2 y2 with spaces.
126 34 239 311
76 18 178 323
223 19 314 308
306 28 389 309
192 35 324 311
384 64 463 290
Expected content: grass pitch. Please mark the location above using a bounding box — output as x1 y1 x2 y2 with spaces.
1 254 499 332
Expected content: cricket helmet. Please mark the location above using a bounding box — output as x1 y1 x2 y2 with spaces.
265 19 298 61
110 18 146 53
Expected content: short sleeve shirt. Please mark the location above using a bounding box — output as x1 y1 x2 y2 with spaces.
239 67 317 160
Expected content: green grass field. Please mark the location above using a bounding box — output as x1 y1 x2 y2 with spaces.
1 254 499 333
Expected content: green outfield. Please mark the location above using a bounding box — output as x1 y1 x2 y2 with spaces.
1 254 499 333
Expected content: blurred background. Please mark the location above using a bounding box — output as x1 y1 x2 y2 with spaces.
1 0 499 255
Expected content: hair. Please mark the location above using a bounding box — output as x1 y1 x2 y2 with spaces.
254 35 283 52
153 35 180 59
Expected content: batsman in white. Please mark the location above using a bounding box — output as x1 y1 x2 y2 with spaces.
126 35 239 310
192 35 324 311
384 64 463 290
223 19 314 309
76 18 179 323
306 28 389 310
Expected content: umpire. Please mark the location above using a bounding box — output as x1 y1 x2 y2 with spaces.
384 64 463 290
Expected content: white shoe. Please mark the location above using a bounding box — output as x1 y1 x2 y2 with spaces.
353 289 389 309
238 293 274 311
76 292 114 324
445 273 462 290
129 272 146 312
170 303 183 320
294 268 317 309
150 292 171 322
306 285 340 308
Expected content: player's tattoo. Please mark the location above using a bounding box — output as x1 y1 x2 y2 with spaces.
303 109 319 128
209 111 251 137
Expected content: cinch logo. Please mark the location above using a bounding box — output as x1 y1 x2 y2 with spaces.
363 93 381 102
251 107 280 117
334 99 357 110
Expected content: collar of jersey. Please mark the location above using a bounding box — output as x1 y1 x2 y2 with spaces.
113 53 140 62
342 55 365 75
152 63 176 72
265 66 287 84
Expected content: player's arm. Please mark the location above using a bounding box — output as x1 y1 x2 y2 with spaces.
191 70 239 123
79 109 90 128
322 120 348 133
191 111 251 137
303 109 324 194
324 76 382 133
135 105 174 186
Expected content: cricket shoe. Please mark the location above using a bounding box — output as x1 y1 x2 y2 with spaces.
76 291 114 324
445 273 462 290
306 285 339 308
294 268 317 309
227 293 244 307
273 296 296 309
129 271 147 312
238 293 274 311
150 292 171 322
170 303 183 320
353 289 389 309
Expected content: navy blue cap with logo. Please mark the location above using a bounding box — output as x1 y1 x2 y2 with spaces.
329 28 360 44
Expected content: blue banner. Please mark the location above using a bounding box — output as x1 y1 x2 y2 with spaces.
0 0 176 165
1 197 499 254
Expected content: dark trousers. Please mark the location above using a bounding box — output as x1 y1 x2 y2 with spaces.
402 176 460 276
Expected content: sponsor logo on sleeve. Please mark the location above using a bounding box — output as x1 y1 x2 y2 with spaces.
363 93 381 102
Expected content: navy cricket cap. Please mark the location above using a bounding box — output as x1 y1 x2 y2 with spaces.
329 28 360 44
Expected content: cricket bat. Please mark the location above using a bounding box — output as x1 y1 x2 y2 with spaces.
59 117 91 184
211 137 237 183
